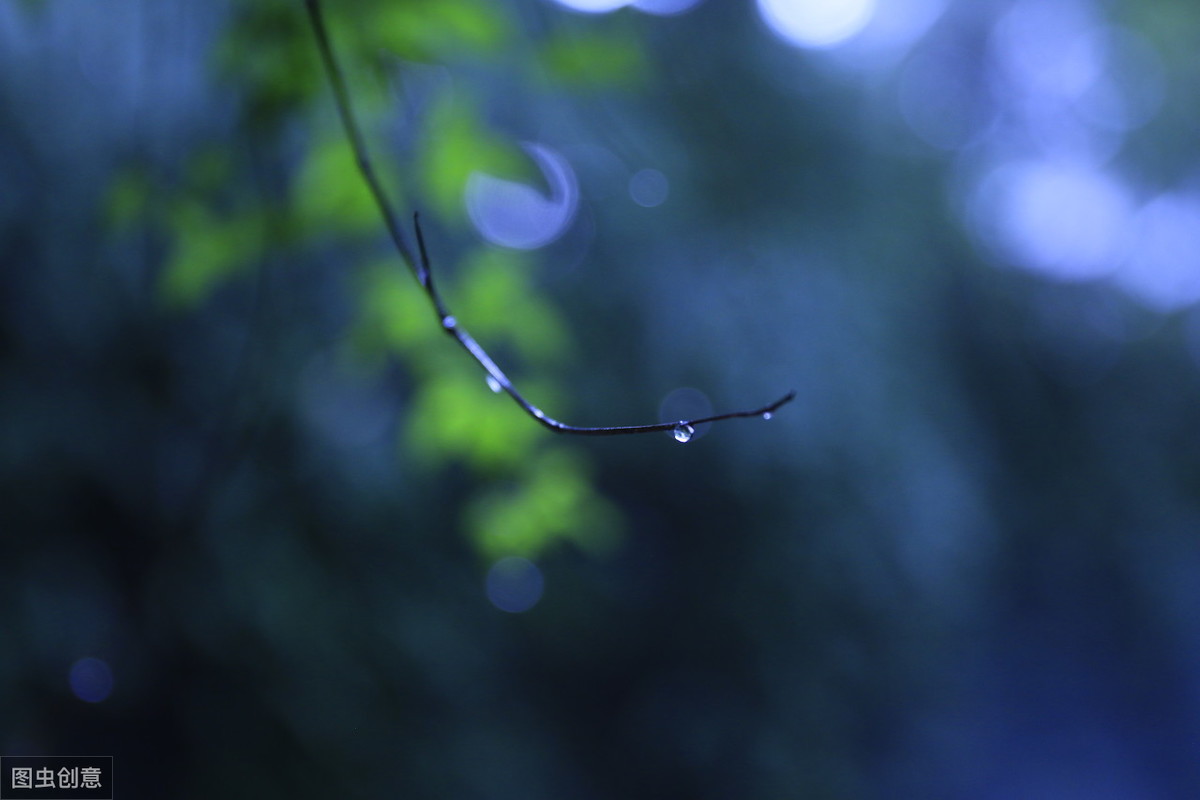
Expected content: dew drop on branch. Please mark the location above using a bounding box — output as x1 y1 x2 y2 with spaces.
762 412 773 420
486 375 502 393
672 423 694 443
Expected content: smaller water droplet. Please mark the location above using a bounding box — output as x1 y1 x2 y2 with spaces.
486 375 502 393
762 412 773 420
672 423 694 443
442 315 456 330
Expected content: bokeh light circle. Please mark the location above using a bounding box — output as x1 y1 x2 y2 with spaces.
69 657 114 703
659 387 713 441
629 168 669 208
971 159 1132 282
548 0 630 12
485 557 545 613
632 0 703 14
1115 193 1200 311
757 0 876 49
466 143 579 251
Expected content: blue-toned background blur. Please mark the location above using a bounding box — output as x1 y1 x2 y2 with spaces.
3 0 1200 797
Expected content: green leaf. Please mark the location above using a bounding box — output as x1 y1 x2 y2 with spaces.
216 0 321 127
356 260 439 356
458 248 570 365
185 146 234 196
295 136 387 234
104 168 152 231
541 31 646 88
160 204 260 308
370 0 510 61
419 94 528 221
467 448 622 559
406 369 543 470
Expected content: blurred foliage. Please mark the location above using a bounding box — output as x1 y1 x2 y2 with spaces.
294 136 389 234
107 0 633 561
540 28 647 88
160 200 263 307
419 93 532 221
104 167 154 230
9 0 1200 798
215 0 323 126
467 447 621 559
368 0 511 60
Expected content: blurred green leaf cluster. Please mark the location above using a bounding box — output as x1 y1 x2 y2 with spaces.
101 0 653 561
295 136 389 234
160 200 264 307
368 0 511 61
540 29 646 88
420 93 531 221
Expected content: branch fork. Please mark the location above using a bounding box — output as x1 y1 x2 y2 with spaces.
304 0 794 438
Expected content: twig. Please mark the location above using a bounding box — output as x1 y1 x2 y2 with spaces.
304 0 794 438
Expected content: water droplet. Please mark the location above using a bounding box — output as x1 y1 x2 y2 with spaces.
762 411 773 420
486 375 502 393
672 423 694 443
442 315 456 330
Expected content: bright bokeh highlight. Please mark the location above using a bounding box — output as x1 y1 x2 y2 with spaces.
466 143 579 251
547 0 702 14
847 0 945 60
947 0 1181 308
548 0 630 12
632 0 703 15
992 0 1103 101
1116 194 1200 311
757 0 876 49
972 160 1133 282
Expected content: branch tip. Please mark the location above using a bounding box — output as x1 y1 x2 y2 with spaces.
304 0 792 440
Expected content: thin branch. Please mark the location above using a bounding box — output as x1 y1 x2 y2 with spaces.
304 0 416 272
304 0 794 437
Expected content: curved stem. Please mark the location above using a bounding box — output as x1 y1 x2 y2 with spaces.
305 0 794 437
